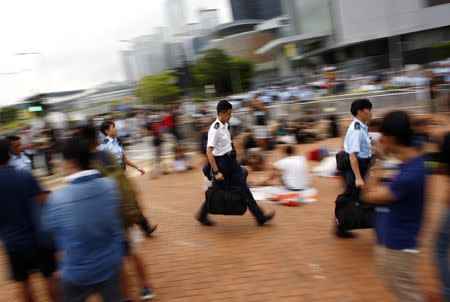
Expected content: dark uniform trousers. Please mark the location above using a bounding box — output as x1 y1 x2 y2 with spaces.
344 157 371 199
198 155 266 222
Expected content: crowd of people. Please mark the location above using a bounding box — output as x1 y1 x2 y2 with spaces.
0 95 449 302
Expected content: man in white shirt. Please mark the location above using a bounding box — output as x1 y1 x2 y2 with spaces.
272 146 309 191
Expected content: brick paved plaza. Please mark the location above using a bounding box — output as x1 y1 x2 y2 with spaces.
0 138 446 301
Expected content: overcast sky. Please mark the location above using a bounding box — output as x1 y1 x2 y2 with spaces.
0 0 232 107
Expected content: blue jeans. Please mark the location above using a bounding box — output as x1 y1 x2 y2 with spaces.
436 206 450 302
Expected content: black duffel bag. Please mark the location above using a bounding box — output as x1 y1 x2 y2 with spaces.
206 185 248 215
335 193 374 230
336 151 350 172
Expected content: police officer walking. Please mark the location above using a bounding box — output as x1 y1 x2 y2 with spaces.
343 99 373 197
335 99 373 238
98 121 145 174
196 100 275 226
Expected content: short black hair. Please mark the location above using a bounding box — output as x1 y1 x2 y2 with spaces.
381 111 413 147
5 135 20 142
0 139 11 165
62 137 92 170
350 99 372 117
217 100 233 115
78 125 98 148
100 121 115 136
285 145 295 155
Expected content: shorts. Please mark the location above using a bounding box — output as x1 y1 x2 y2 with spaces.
7 247 56 282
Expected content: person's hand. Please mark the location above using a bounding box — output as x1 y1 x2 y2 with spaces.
215 172 224 182
138 168 145 175
355 177 365 188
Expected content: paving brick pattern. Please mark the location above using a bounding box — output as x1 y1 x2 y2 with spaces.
0 138 446 301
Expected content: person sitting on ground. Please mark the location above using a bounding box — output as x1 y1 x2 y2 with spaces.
240 129 258 165
265 145 309 191
174 144 193 172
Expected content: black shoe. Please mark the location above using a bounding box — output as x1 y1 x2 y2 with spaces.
143 224 158 237
258 211 275 226
335 226 356 239
140 286 155 300
196 216 215 226
139 219 158 237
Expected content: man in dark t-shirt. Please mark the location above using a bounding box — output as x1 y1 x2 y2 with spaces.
0 139 56 302
435 132 450 302
362 111 426 302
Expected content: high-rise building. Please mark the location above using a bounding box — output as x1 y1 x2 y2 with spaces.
199 9 220 34
166 0 186 38
185 23 201 36
120 50 138 83
230 0 282 20
133 34 167 78
165 42 185 69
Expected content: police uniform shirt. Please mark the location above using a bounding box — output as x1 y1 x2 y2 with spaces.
343 118 372 159
9 153 32 172
97 136 125 165
207 119 232 156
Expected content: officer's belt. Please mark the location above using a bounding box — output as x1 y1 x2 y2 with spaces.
357 157 372 164
214 150 235 159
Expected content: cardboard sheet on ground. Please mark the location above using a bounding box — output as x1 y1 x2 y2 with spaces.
251 186 319 206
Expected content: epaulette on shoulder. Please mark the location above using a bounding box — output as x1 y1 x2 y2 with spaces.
214 122 220 129
354 122 361 130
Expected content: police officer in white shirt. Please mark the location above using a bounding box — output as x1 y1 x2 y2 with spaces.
196 100 275 226
335 99 374 238
98 121 145 174
6 135 32 172
343 99 373 198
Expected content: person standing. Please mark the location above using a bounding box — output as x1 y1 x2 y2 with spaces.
0 139 57 302
196 100 275 226
6 135 32 172
362 111 427 302
335 99 373 238
343 98 373 197
80 125 156 301
43 138 124 302
435 131 450 302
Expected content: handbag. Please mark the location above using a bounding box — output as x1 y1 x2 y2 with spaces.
336 151 350 172
335 193 374 230
205 185 248 215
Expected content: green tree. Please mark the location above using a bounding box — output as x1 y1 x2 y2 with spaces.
229 56 255 92
191 48 255 96
136 71 182 104
428 40 450 61
0 106 18 124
